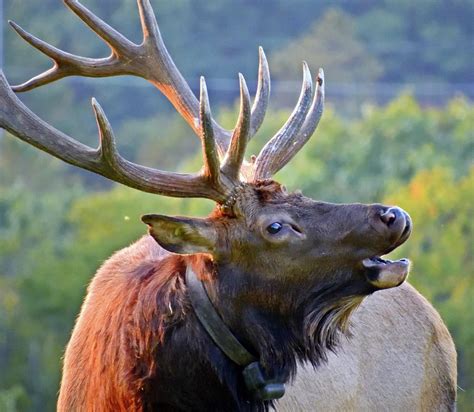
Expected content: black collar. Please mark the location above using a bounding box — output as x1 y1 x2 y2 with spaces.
185 266 285 401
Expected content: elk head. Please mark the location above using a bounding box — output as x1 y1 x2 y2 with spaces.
1 0 411 373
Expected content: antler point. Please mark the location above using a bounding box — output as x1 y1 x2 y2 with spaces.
8 20 22 33
258 47 268 66
302 62 312 88
199 77 210 108
239 74 250 98
91 97 101 111
317 68 325 87
91 98 109 128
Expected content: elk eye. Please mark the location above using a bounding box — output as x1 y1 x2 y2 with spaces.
267 222 283 234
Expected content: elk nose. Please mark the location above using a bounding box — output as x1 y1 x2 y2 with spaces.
371 205 412 248
380 207 402 227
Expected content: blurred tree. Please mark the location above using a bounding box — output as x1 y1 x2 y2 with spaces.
0 183 84 411
271 9 382 83
275 94 473 203
117 113 200 171
0 137 84 190
384 167 474 410
356 0 474 83
0 134 87 411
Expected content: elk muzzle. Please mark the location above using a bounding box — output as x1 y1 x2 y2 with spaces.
364 206 412 289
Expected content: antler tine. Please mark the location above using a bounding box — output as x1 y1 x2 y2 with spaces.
249 47 271 138
9 20 73 64
92 98 212 197
252 62 314 181
199 77 221 185
63 0 135 52
137 0 161 42
273 68 325 170
9 21 111 92
222 74 251 180
91 98 124 171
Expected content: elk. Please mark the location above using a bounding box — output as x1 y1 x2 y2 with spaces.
0 1 454 411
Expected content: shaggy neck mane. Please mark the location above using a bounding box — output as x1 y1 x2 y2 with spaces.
210 265 369 375
125 251 368 411
301 278 370 363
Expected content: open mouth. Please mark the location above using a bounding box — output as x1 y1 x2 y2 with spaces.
362 256 410 289
360 207 412 290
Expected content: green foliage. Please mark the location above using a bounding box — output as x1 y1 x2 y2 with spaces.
0 385 27 412
117 113 200 171
0 168 85 411
67 186 213 264
271 9 382 83
275 94 473 203
356 0 474 83
384 168 474 410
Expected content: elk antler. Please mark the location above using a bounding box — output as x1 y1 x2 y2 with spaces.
1 0 324 205
252 67 325 181
0 69 251 202
8 0 270 156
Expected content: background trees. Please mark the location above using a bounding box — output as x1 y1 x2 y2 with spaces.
1 0 473 410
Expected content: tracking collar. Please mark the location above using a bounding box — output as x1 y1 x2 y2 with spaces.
185 266 285 401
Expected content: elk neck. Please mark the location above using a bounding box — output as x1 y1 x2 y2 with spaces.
200 258 374 372
195 259 309 385
186 265 285 401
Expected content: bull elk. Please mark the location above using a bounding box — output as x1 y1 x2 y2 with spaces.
1 1 456 411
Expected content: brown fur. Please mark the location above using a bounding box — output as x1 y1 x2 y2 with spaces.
59 237 235 411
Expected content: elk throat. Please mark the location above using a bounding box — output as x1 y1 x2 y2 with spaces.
302 278 370 365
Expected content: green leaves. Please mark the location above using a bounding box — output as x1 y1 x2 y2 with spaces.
276 94 473 203
271 9 383 83
384 168 474 409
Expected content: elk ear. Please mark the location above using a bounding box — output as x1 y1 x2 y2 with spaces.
141 214 217 255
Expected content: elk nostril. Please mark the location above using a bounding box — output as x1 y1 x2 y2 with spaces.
380 209 397 226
